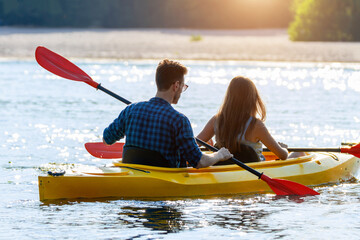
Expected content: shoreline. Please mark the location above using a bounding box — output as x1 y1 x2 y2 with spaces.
3 57 360 67
2 57 360 70
1 27 360 62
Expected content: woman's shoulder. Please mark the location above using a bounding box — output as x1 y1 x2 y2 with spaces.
210 115 217 122
245 118 268 142
203 115 217 127
252 118 267 131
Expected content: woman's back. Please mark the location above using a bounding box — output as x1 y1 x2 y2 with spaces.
238 117 265 161
197 76 289 161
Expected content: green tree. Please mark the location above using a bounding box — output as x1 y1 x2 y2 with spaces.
289 0 360 41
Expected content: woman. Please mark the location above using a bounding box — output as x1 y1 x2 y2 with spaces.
197 76 304 162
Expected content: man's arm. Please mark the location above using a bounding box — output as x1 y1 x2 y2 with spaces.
196 147 233 168
103 137 111 145
176 116 233 168
103 108 127 145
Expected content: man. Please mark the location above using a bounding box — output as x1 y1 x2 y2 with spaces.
103 59 232 168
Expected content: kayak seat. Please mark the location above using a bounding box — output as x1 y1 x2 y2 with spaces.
214 143 260 165
122 146 171 168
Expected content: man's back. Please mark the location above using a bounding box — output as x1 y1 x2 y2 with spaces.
103 59 232 169
103 97 202 167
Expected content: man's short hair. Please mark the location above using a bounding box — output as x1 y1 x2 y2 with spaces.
156 59 188 91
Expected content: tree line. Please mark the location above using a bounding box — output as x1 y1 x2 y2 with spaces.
0 0 292 28
1 0 359 41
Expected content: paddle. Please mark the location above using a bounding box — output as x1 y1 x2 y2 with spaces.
35 46 319 196
85 142 124 159
196 139 320 195
269 146 360 158
35 46 131 104
85 141 360 159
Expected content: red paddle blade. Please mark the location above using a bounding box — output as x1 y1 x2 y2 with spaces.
85 142 124 159
35 46 98 88
261 174 319 196
341 143 360 158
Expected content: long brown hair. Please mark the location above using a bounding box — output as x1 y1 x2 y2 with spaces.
215 76 266 153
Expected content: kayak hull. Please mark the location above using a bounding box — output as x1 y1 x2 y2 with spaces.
38 153 360 201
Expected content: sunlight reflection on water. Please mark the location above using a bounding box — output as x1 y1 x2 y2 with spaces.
1 60 360 164
1 60 360 239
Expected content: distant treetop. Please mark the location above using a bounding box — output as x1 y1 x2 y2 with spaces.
289 0 360 41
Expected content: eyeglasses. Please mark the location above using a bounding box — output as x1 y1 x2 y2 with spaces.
174 80 189 92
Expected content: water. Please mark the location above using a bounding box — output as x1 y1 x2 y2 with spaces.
1 59 360 239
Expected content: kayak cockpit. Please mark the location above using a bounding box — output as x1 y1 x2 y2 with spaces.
112 153 316 173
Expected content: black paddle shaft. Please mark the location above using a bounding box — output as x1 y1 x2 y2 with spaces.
97 84 131 105
263 148 341 152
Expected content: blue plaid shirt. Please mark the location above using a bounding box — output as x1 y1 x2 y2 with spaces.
103 97 202 168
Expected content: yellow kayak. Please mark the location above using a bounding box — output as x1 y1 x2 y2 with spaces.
38 152 360 201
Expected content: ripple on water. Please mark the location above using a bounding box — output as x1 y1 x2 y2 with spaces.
1 60 360 239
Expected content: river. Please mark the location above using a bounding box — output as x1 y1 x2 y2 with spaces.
1 59 359 239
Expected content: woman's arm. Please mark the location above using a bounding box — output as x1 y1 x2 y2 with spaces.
196 115 216 143
254 120 288 160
